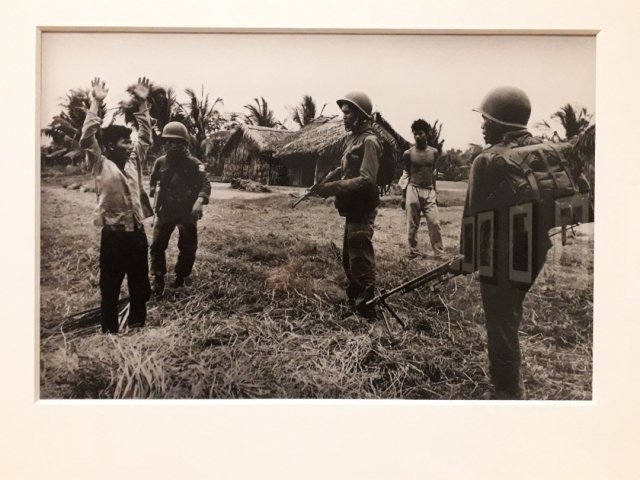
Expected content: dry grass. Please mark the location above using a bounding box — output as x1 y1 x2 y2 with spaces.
39 172 593 400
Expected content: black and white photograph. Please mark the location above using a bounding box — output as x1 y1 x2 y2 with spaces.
3 0 640 478
38 30 596 401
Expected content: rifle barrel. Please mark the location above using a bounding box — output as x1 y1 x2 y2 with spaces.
367 255 463 306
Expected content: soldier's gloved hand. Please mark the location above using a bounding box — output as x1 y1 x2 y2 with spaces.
314 181 338 198
149 188 155 198
192 198 204 220
400 190 406 210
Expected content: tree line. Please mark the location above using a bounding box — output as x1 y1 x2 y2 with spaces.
41 80 330 169
41 79 594 183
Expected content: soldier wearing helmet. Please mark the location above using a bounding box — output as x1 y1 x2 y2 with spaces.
314 91 382 319
464 86 550 399
149 121 211 295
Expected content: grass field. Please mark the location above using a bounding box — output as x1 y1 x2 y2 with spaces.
39 169 593 400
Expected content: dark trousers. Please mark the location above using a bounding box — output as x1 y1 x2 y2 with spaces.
480 248 548 399
100 227 150 333
480 282 529 399
342 211 377 315
150 218 198 279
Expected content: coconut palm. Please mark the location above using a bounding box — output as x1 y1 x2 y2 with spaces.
118 82 179 132
537 103 592 141
290 95 326 128
117 82 182 167
553 104 592 139
176 87 224 158
425 120 445 154
243 97 283 128
41 88 107 166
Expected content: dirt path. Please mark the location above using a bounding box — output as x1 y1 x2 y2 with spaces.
209 182 303 200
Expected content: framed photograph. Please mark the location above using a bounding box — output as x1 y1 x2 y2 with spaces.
461 216 476 273
476 210 495 279
18 4 638 476
509 202 534 284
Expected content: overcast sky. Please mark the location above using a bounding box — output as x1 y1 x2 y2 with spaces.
40 32 595 150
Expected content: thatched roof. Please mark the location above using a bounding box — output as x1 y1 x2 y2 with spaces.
209 130 233 142
220 124 294 157
274 114 409 163
274 116 347 161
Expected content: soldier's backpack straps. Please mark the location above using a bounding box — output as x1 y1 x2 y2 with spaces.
544 142 578 194
502 148 541 202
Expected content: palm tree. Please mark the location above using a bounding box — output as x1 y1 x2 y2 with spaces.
118 82 179 132
552 104 592 139
425 120 445 154
41 88 107 167
536 103 592 141
178 87 224 157
243 97 283 128
117 82 181 165
290 95 326 128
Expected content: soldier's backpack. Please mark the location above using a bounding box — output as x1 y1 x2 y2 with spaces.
342 124 398 191
369 122 399 191
493 141 593 233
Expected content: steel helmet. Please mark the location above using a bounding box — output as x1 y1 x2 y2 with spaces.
162 121 190 144
474 86 531 129
337 91 373 118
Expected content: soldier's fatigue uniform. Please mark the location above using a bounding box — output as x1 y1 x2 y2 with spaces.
463 129 550 399
80 109 153 333
149 154 211 280
400 145 444 257
321 123 381 316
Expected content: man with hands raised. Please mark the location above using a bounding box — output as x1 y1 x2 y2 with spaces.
80 77 154 333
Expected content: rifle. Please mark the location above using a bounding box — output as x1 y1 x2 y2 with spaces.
290 166 341 208
45 297 131 337
365 255 464 333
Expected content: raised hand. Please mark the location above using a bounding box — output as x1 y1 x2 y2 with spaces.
132 76 151 102
90 77 108 102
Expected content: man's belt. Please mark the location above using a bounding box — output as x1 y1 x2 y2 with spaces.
103 223 144 232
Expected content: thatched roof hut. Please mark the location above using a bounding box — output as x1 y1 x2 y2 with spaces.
219 124 294 184
274 114 410 187
273 116 345 186
201 130 233 176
